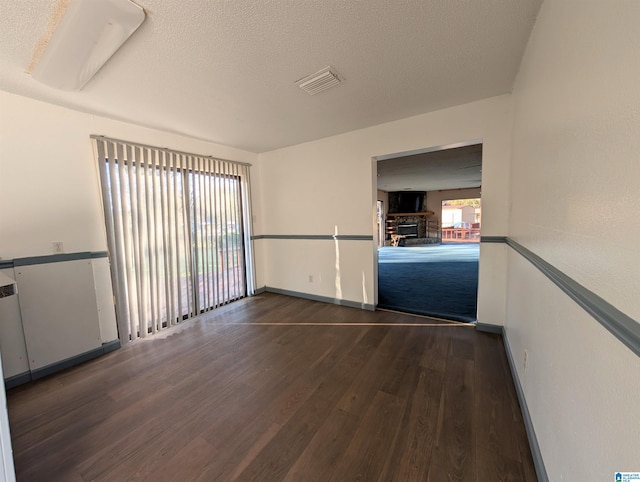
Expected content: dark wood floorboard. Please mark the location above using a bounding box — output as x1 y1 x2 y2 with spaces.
7 292 537 481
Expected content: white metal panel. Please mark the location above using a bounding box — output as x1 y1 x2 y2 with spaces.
0 268 29 378
15 259 102 370
0 351 16 482
91 258 118 342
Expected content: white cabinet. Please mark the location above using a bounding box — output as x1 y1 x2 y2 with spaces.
0 253 118 386
15 258 102 372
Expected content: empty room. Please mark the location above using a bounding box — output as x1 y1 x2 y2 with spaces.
0 1 638 481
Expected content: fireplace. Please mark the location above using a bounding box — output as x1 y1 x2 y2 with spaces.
397 223 418 237
385 211 441 246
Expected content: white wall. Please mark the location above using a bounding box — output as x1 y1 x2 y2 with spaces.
257 95 513 322
507 0 640 479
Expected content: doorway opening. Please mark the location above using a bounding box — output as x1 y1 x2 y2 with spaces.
375 143 482 322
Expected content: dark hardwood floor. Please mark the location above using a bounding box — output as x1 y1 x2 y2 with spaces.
7 293 537 481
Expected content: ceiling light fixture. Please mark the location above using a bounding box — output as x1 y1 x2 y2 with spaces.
296 66 342 95
32 0 145 91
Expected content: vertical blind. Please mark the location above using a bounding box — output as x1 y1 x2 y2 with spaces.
92 136 255 343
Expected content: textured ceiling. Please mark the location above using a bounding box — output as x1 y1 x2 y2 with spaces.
0 0 542 153
377 144 483 192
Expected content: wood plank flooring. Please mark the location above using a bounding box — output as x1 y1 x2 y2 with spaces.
7 293 537 481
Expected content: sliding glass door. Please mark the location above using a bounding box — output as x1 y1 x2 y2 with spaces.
94 137 254 342
187 169 246 313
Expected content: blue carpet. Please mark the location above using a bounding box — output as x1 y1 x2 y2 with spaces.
378 244 479 322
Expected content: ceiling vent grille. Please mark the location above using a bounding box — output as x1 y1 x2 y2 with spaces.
296 66 342 95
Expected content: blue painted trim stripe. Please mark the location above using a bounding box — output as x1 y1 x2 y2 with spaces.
14 252 93 266
251 234 373 241
4 251 108 268
5 339 121 389
102 339 121 354
30 346 105 380
476 236 639 357
4 372 32 390
377 303 475 324
480 236 507 243
506 238 640 358
502 330 549 482
259 286 375 311
475 322 503 334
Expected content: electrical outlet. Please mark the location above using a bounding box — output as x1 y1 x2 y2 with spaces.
523 350 529 371
52 241 64 253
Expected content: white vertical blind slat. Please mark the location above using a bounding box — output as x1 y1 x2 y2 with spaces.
195 159 201 310
142 147 157 334
116 143 138 340
144 149 155 333
168 151 179 326
154 150 165 330
159 150 173 329
233 164 246 294
244 165 253 294
221 161 230 304
242 165 256 295
229 162 239 299
216 159 226 304
175 152 186 323
211 162 219 306
97 141 127 343
151 149 163 332
226 162 235 299
133 146 148 338
107 143 131 339
198 157 208 311
213 159 222 307
233 163 245 298
200 157 209 311
182 154 194 318
206 160 215 308
127 145 142 338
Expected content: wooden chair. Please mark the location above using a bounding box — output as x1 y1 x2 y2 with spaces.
390 234 405 247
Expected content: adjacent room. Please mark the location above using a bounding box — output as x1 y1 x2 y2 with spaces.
0 1 638 481
376 143 482 322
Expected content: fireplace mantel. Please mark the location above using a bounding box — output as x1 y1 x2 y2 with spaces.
386 211 434 217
